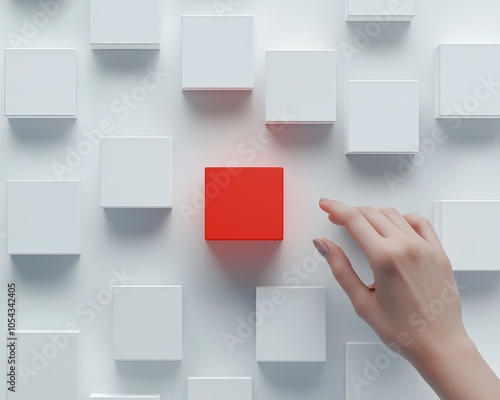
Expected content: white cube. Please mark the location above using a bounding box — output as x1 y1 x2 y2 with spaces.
8 331 80 400
182 16 253 90
90 396 160 400
345 342 418 400
346 80 419 154
7 181 80 255
436 44 500 118
188 378 252 400
90 0 160 49
346 0 415 21
266 51 336 124
434 201 500 271
4 49 76 118
256 286 326 362
100 137 173 208
113 285 182 361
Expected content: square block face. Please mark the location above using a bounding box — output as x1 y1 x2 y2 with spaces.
266 51 336 124
100 137 173 208
182 16 253 90
436 44 500 118
256 287 326 362
205 167 283 241
346 81 419 154
345 343 418 400
346 0 415 21
113 285 182 361
7 181 80 255
90 0 160 49
434 201 500 271
188 378 252 400
90 396 160 400
5 49 76 118
8 331 80 400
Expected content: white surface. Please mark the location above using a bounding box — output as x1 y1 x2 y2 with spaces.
90 0 160 49
7 180 80 255
113 285 182 361
436 44 500 118
418 377 440 400
346 0 415 21
4 48 76 118
1 1 500 400
434 201 500 271
256 287 326 362
182 16 253 90
346 80 419 154
345 342 419 400
7 331 80 400
100 137 173 208
90 396 160 400
266 50 336 124
187 377 252 400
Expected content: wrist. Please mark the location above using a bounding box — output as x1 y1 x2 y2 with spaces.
410 333 476 377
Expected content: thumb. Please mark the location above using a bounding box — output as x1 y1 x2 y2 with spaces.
313 238 371 311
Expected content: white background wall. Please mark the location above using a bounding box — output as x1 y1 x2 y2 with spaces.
0 0 499 399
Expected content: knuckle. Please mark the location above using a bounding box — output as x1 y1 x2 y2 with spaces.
394 239 422 262
356 205 375 213
379 207 399 216
420 217 433 228
405 212 424 225
375 240 422 267
343 209 364 224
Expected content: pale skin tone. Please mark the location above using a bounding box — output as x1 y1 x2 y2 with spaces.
313 199 500 400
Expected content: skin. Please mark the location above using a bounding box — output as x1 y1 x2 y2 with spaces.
313 198 500 400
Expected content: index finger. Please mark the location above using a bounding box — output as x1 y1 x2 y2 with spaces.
319 199 383 257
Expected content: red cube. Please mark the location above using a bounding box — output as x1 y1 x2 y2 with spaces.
205 167 284 241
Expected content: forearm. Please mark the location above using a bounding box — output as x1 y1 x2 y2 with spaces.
413 336 500 400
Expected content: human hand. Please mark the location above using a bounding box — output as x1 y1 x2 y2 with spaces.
313 199 468 365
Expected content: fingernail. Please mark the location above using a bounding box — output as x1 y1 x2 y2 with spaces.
319 198 330 203
313 239 330 259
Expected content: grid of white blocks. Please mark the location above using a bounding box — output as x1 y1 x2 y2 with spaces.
436 44 500 118
3 4 499 400
256 286 326 362
266 50 336 124
7 331 80 400
113 285 183 361
182 16 254 90
188 378 252 400
434 200 500 271
346 80 419 154
90 0 160 49
4 48 77 118
345 342 419 400
7 180 80 255
346 0 415 21
100 137 173 208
